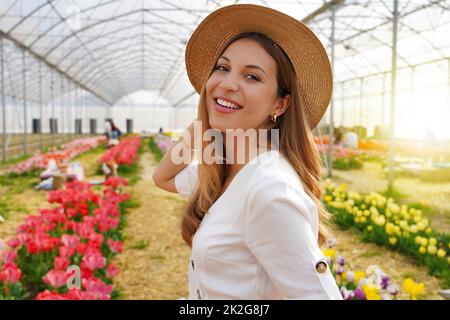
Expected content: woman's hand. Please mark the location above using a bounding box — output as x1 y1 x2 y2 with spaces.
152 120 197 193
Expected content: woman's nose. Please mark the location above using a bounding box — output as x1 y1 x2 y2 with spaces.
218 74 240 91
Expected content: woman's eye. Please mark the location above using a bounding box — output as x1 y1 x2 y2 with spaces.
246 74 260 81
215 65 227 72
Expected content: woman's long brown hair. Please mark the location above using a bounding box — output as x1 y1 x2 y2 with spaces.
181 32 332 247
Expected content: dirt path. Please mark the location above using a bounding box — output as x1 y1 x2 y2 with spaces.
113 150 191 299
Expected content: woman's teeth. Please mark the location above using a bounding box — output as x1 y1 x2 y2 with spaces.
216 98 242 109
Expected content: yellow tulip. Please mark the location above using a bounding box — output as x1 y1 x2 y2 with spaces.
389 237 398 245
323 248 336 259
367 225 373 232
419 237 428 247
355 271 365 283
399 220 409 230
391 205 400 214
437 249 447 258
425 228 432 235
429 238 437 246
419 246 426 255
363 284 381 300
415 236 421 245
403 278 424 300
427 245 437 255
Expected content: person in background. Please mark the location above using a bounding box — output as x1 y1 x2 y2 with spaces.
334 126 344 147
342 128 358 149
110 120 122 140
104 119 112 140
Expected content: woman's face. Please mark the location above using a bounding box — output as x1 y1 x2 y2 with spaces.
205 38 290 133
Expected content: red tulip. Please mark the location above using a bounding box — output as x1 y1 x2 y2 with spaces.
54 257 71 271
35 290 67 300
0 262 22 284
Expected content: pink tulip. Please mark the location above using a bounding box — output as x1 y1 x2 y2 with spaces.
82 277 113 300
3 250 18 264
82 253 106 271
43 269 68 289
61 234 80 249
106 264 119 279
107 239 123 254
7 238 22 249
59 246 75 259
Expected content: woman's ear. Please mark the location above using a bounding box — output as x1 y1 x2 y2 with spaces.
275 94 291 116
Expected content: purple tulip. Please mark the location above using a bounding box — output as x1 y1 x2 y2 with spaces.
336 255 345 266
354 288 366 300
335 265 345 275
327 238 336 248
381 275 390 289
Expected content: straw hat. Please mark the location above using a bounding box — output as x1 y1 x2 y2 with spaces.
185 4 332 130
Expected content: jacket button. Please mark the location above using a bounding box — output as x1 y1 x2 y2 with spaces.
191 260 195 270
315 261 328 273
196 288 202 300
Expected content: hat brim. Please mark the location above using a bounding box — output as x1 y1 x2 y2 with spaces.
185 4 332 130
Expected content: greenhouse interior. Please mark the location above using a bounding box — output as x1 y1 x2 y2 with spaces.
0 0 449 301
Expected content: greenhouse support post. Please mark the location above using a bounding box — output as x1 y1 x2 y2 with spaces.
39 61 43 151
327 4 336 178
447 59 450 140
359 78 364 139
61 74 65 143
51 71 55 145
388 0 399 191
22 50 27 155
1 37 6 161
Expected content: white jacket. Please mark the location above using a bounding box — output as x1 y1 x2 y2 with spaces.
175 150 342 300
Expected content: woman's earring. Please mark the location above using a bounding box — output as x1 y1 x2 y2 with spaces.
271 114 277 123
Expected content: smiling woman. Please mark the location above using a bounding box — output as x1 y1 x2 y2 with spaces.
152 4 344 300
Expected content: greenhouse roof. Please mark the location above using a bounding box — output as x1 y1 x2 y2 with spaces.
0 0 449 106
